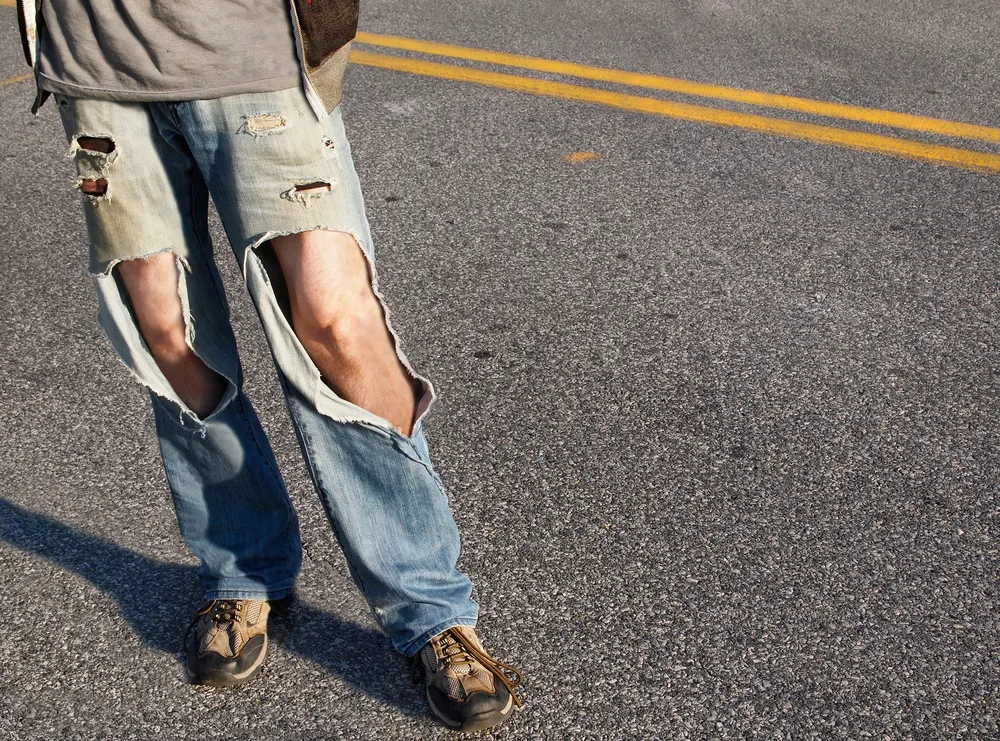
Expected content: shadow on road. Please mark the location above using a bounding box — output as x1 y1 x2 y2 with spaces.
0 495 424 716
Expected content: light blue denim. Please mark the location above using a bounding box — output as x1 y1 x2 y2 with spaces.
54 86 478 657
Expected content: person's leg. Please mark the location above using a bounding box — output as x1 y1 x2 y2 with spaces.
55 95 302 607
264 227 525 729
116 253 227 418
269 229 421 434
175 89 482 654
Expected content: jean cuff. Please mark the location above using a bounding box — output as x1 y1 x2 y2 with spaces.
203 583 297 602
397 616 479 658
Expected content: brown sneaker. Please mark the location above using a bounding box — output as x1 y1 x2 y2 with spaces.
185 599 270 686
417 626 524 732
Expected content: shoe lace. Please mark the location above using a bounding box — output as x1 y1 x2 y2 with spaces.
208 600 242 624
415 629 525 709
182 599 243 647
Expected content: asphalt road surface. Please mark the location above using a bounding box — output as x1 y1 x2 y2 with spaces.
1 1 998 739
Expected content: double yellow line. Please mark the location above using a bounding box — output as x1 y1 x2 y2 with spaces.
352 32 1000 175
1 3 995 173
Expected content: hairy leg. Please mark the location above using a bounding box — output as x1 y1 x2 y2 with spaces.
116 252 227 418
270 230 420 436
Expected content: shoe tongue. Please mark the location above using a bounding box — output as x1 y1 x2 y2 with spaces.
198 603 246 658
439 630 480 676
425 627 484 666
229 622 244 654
202 622 240 658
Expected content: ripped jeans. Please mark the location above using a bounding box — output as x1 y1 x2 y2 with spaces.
54 87 478 657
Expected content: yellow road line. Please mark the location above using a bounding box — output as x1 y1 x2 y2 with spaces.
0 73 31 88
356 32 1000 146
351 50 1000 175
0 0 15 7
0 29 991 173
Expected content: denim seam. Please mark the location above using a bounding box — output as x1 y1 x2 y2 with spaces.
183 219 284 491
161 99 184 133
280 375 374 600
188 187 233 331
411 442 451 503
233 392 300 564
234 392 290 508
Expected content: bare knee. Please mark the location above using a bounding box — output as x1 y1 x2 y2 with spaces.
263 230 419 429
114 252 227 417
295 293 388 364
115 253 190 361
137 314 192 363
270 230 387 352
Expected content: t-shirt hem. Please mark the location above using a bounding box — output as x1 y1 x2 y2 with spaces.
37 71 302 102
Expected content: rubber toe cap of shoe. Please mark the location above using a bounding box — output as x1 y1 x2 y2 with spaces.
186 633 266 684
428 681 514 731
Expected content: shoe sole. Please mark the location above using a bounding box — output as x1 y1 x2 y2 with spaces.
186 634 269 687
427 687 515 733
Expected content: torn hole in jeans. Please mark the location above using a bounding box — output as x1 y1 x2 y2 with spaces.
106 252 235 432
239 112 288 137
248 231 434 433
71 135 117 201
76 136 115 154
78 177 109 198
280 180 333 208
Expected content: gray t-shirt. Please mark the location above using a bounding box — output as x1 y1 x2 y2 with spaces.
37 0 302 101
